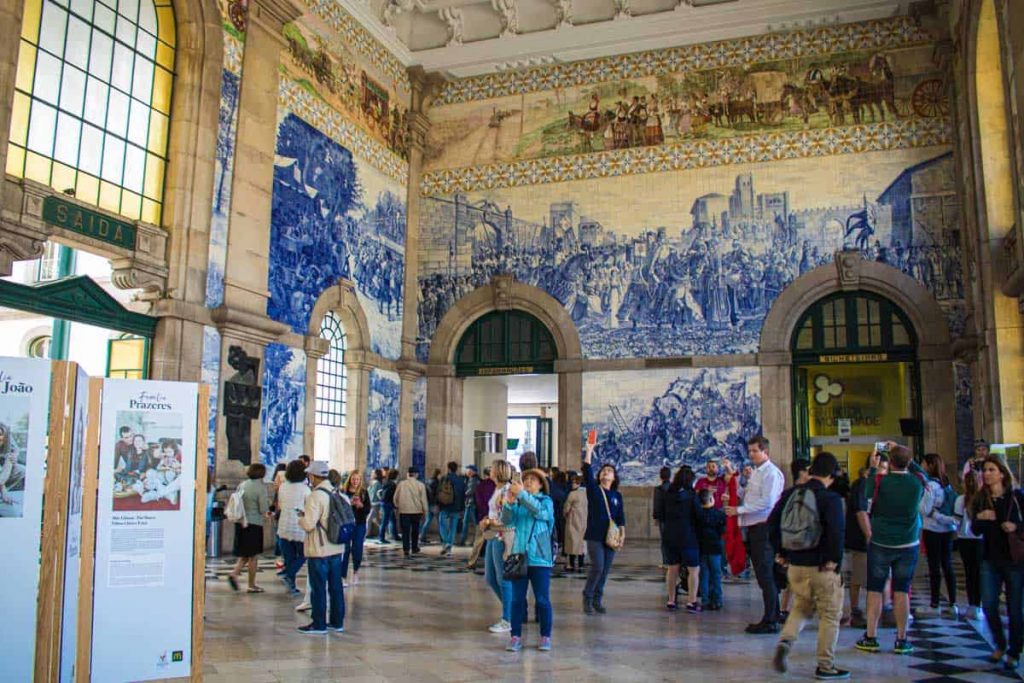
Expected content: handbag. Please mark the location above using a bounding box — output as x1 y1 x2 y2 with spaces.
502 519 536 581
601 487 625 550
1008 495 1024 564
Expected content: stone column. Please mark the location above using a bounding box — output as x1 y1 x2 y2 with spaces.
0 0 24 178
346 355 372 473
759 352 794 484
209 0 299 482
426 369 463 475
397 365 419 472
555 359 583 470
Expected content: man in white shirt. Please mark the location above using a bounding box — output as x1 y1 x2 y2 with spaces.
726 435 785 634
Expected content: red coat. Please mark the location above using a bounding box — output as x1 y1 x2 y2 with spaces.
725 475 746 575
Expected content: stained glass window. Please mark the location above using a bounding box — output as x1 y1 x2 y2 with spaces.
316 312 347 429
7 0 175 224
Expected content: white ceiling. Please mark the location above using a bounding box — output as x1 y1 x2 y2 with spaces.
340 0 913 78
495 373 559 404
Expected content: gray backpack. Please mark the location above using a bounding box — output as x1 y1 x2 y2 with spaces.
780 487 822 551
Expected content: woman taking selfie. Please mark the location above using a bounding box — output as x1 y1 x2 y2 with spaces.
501 468 555 652
582 440 626 615
970 457 1024 670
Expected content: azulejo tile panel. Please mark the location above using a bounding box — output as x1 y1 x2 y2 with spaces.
260 343 307 468
367 369 401 472
280 78 409 185
435 16 931 105
224 33 244 76
583 367 761 486
302 0 410 95
421 117 951 194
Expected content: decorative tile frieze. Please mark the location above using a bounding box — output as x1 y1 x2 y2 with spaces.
224 33 244 76
419 116 951 194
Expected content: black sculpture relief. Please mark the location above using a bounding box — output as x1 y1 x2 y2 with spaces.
224 345 262 465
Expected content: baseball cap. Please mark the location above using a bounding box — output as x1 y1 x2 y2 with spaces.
407 466 419 475
307 461 330 478
466 464 478 472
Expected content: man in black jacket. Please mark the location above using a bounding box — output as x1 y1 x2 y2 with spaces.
769 452 849 681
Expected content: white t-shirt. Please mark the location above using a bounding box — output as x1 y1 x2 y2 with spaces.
953 494 981 540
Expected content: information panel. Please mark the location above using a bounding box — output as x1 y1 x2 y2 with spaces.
0 357 52 682
92 379 199 681
60 366 89 682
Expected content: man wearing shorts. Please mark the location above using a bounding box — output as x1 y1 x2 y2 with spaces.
856 443 926 655
843 457 887 628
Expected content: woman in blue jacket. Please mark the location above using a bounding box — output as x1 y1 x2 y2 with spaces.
582 441 626 614
501 468 555 652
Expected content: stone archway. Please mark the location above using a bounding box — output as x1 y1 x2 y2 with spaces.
426 274 584 472
304 280 375 471
759 251 955 474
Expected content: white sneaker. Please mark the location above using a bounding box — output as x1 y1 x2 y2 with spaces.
295 602 312 612
968 606 983 620
352 573 359 585
488 619 511 633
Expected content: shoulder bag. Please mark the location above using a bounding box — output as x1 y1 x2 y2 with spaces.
601 488 625 550
1007 495 1024 564
503 517 536 581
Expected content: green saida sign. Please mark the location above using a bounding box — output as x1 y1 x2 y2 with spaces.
42 196 136 250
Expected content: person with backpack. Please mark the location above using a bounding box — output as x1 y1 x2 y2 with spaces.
438 461 467 557
296 461 347 635
855 443 927 656
461 464 481 546
395 466 430 557
769 452 848 681
227 463 271 593
377 469 400 544
920 453 958 616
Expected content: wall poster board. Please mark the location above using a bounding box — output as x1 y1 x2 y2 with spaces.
90 379 201 681
59 365 89 681
0 357 52 681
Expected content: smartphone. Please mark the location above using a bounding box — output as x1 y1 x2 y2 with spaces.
874 441 890 454
512 470 522 484
587 429 597 446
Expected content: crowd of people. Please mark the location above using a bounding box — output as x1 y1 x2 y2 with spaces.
220 436 1024 678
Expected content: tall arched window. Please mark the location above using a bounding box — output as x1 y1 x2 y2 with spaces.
7 0 176 224
315 311 347 428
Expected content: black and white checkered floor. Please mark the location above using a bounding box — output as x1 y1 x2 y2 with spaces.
205 540 1024 683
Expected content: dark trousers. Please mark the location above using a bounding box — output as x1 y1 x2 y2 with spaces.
378 503 398 542
584 540 616 603
341 522 367 578
959 538 983 607
279 538 305 588
981 560 1024 657
308 554 344 630
400 513 422 554
510 567 553 638
923 529 957 605
745 522 779 624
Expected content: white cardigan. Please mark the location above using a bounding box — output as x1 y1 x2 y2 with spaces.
276 481 309 542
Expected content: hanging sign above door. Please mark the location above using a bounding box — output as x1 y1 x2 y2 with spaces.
42 196 137 250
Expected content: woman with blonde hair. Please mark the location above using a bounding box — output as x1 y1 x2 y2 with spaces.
342 469 371 585
971 456 1024 670
480 459 514 633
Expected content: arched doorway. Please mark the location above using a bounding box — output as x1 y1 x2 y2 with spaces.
426 275 583 474
760 251 955 477
791 291 922 474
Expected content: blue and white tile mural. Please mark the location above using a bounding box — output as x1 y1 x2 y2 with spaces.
201 326 222 470
367 369 401 472
412 377 426 474
205 69 241 309
268 112 406 359
259 343 307 467
417 149 963 360
583 367 761 486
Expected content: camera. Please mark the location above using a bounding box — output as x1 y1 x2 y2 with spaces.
874 441 890 454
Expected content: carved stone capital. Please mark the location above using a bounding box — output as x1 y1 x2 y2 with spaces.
211 305 291 346
834 250 862 290
304 334 330 360
0 221 46 276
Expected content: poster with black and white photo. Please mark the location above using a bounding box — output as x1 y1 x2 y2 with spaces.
0 357 52 682
59 365 89 683
92 379 199 682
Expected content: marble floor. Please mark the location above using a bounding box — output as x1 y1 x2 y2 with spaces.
202 541 1024 683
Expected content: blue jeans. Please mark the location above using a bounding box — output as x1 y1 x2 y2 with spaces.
279 538 305 589
584 540 616 603
460 506 475 545
308 554 344 630
700 553 723 607
511 566 553 638
439 510 460 547
981 561 1024 657
378 503 398 542
485 537 513 622
341 523 367 578
421 507 437 541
